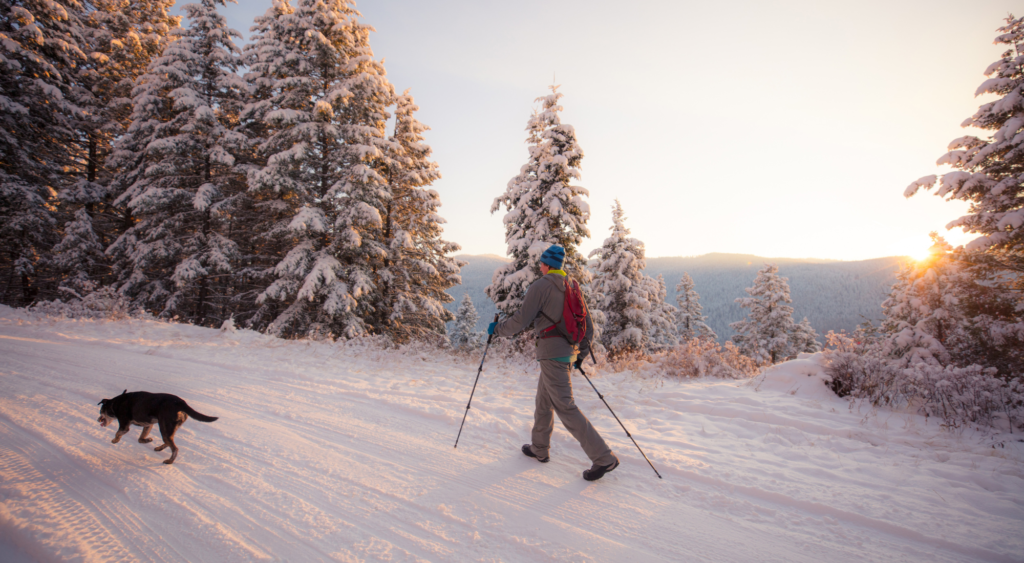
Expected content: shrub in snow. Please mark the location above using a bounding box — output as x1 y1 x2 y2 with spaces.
658 338 758 380
487 86 592 319
904 363 1023 430
822 331 907 405
30 287 137 320
823 311 1024 432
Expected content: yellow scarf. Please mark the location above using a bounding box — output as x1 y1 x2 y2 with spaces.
548 269 567 277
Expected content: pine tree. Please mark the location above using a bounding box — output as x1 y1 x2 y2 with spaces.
487 85 591 318
675 272 717 341
51 208 107 297
106 0 246 324
790 317 821 354
905 14 1024 281
881 238 962 367
646 274 679 351
56 0 179 295
900 14 1024 382
242 0 394 338
730 264 797 365
881 236 1024 379
0 0 89 305
373 91 463 343
450 293 482 350
588 201 652 358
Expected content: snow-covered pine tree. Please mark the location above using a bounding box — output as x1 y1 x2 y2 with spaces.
0 0 88 305
372 91 463 343
106 0 246 325
450 293 482 350
790 317 821 354
51 209 107 297
905 14 1024 279
646 274 679 351
56 0 180 295
242 0 394 339
880 238 962 367
675 272 717 341
900 15 1024 382
588 201 653 359
730 264 797 365
487 86 591 318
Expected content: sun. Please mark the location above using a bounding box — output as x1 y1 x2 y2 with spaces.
892 235 936 263
908 246 934 263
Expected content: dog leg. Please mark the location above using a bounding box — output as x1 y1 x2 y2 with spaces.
157 418 180 464
138 425 154 444
163 441 178 464
112 427 129 444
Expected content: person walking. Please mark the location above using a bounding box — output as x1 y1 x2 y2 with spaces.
488 244 620 481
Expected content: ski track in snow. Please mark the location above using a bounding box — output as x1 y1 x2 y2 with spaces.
0 307 1021 562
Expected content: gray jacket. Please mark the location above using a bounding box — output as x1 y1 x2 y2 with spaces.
495 273 594 361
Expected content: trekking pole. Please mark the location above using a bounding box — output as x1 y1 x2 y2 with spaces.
576 352 662 479
454 313 500 449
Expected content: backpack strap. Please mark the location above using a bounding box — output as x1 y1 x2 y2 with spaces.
538 275 571 342
539 310 570 340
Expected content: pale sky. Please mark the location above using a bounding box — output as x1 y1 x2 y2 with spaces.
186 0 1018 261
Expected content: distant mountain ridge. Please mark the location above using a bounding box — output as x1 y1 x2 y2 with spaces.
445 253 907 342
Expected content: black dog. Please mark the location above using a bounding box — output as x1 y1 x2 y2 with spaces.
97 390 218 465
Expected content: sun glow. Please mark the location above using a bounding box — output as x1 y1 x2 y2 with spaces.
890 235 935 263
908 246 935 263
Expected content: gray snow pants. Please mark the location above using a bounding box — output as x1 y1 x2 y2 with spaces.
530 359 617 466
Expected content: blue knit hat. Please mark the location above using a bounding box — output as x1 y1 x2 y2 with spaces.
540 244 565 269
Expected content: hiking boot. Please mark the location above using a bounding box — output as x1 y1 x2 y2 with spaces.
583 459 619 481
522 444 549 463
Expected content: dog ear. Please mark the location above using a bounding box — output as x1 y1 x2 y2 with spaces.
120 389 127 396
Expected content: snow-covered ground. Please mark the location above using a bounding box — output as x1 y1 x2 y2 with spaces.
0 306 1021 563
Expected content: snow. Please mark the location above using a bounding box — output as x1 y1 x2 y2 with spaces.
0 306 1022 562
753 352 835 401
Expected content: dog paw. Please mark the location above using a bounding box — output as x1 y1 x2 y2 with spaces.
111 437 120 444
163 459 174 465
139 438 153 443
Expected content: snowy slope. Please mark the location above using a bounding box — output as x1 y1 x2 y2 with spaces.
0 306 1021 563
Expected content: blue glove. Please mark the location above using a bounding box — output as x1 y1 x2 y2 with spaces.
487 322 498 335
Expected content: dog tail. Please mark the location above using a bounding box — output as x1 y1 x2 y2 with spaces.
182 403 218 423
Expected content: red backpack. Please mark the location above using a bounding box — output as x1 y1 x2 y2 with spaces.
540 277 589 345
